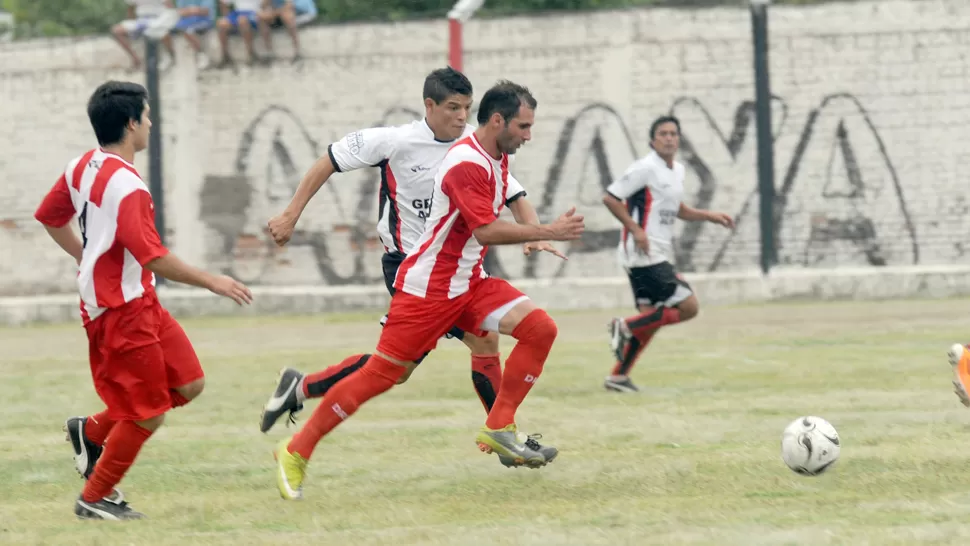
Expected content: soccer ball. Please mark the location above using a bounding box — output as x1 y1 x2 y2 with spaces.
780 416 840 476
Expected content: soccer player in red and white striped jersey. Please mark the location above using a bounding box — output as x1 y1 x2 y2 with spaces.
271 80 585 500
34 81 252 520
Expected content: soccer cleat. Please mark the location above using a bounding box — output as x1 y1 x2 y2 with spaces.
273 437 307 500
948 343 970 407
498 432 559 468
64 416 103 479
476 424 545 469
604 376 640 393
74 493 145 521
608 318 632 363
260 368 305 433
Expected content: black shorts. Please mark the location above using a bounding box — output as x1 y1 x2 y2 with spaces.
381 251 465 341
627 261 694 310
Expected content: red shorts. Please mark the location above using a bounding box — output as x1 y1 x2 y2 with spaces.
377 277 527 362
85 292 203 422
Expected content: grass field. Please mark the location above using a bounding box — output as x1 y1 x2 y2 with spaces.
4 298 970 545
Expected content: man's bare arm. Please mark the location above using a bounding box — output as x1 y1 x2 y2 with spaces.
284 154 338 219
144 253 218 290
677 203 711 222
602 193 641 233
508 197 540 225
43 225 83 264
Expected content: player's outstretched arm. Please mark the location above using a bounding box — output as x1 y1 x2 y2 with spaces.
267 153 338 246
508 197 568 260
144 254 252 306
473 207 584 246
677 203 735 229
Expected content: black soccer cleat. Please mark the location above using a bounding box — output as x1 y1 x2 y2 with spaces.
75 493 145 521
65 416 103 479
260 367 305 433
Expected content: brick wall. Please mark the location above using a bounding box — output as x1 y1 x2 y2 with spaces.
2 0 968 295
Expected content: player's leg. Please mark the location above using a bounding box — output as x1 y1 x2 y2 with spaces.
606 263 695 392
111 20 144 69
158 307 206 408
948 343 970 406
76 338 169 520
272 293 461 499
459 329 503 412
457 279 559 468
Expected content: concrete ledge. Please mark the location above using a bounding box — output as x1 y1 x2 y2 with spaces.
2 265 970 327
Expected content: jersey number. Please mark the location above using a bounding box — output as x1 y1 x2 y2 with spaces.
78 202 88 249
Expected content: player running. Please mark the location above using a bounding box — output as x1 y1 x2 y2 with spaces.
35 81 252 520
601 115 734 393
270 80 584 500
259 67 562 464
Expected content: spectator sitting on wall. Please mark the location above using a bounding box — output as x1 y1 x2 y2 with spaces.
113 0 217 71
258 0 317 63
172 0 218 70
215 0 269 67
113 0 177 71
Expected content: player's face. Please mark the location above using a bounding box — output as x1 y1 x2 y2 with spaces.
651 121 680 157
496 105 534 155
426 93 472 141
130 102 152 152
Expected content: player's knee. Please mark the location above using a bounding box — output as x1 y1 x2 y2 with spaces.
136 413 165 432
112 24 126 37
678 296 700 321
516 309 558 347
217 18 230 31
176 377 205 401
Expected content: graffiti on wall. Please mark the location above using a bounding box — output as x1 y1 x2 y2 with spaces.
200 93 918 285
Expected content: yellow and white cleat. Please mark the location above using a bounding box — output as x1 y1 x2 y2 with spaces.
273 437 307 500
948 343 970 407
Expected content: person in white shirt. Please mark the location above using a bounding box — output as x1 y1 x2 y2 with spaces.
602 115 735 393
258 67 562 467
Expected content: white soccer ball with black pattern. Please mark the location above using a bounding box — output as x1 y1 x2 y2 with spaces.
781 416 841 476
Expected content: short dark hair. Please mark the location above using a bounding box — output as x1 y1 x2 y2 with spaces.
422 67 473 104
649 115 681 140
476 80 537 125
87 81 149 146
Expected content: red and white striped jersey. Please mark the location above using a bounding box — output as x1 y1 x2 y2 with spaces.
34 149 169 324
395 134 510 300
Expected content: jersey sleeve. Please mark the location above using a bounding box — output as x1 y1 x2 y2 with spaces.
442 161 496 232
327 126 397 172
34 175 76 228
606 162 650 200
505 173 527 205
116 189 170 265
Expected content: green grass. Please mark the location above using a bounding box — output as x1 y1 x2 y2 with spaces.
3 298 970 545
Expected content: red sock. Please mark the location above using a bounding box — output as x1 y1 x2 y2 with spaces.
611 330 655 376
302 354 370 399
486 310 558 430
81 421 154 502
288 354 404 460
471 354 502 413
84 410 117 446
625 307 681 338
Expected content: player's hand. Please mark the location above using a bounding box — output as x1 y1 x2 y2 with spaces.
523 241 568 260
546 207 585 241
267 211 298 246
208 275 253 306
633 229 650 254
707 211 735 229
